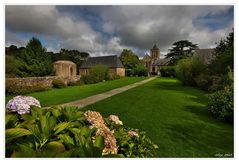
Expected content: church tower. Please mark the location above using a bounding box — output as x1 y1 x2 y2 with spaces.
150 44 160 59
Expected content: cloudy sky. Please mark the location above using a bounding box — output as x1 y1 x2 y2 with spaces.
5 5 233 57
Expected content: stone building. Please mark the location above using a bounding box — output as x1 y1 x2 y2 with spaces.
53 60 77 77
79 55 125 77
142 44 170 75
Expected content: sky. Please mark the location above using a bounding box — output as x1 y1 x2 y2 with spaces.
5 5 234 58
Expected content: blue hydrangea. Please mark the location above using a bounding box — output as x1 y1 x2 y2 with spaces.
6 96 41 114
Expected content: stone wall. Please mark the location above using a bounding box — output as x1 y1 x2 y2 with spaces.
6 75 81 88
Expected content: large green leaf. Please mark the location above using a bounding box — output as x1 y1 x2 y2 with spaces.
5 114 18 129
44 141 65 152
6 128 32 143
53 122 71 135
58 134 75 146
93 135 104 150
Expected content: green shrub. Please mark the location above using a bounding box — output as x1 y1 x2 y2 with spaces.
67 80 84 86
90 64 109 82
208 85 233 123
5 105 158 157
6 81 49 95
52 79 67 88
81 75 98 84
175 56 206 86
132 65 148 77
160 66 175 77
107 74 121 81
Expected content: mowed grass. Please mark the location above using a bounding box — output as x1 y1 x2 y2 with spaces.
82 77 233 157
6 77 147 107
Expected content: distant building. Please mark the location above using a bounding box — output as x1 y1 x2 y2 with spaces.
193 48 216 64
142 44 170 75
79 55 125 77
53 60 77 77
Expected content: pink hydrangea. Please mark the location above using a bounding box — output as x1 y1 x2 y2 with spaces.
6 96 41 114
108 115 123 125
84 110 118 155
128 131 139 138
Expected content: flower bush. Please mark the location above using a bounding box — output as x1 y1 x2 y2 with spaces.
5 97 158 158
6 96 41 114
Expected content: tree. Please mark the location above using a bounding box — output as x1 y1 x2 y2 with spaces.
16 37 53 77
166 40 198 65
119 49 141 70
209 30 233 75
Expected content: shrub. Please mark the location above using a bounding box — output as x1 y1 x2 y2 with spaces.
5 103 159 157
81 75 98 84
132 65 148 77
175 56 206 86
67 80 84 86
107 74 121 81
208 85 233 123
6 81 49 95
52 79 67 88
160 66 176 77
90 64 109 82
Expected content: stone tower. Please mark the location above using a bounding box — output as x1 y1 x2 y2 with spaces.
150 44 160 59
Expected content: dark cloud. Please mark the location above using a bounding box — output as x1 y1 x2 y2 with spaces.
5 5 233 57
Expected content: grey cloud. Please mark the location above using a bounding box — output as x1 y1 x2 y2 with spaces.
5 5 233 57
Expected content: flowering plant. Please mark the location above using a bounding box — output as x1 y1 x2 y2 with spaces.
6 96 41 114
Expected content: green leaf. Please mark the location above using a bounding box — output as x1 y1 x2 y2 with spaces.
6 128 32 143
44 141 65 152
93 135 104 150
5 114 18 129
54 122 71 135
58 134 75 146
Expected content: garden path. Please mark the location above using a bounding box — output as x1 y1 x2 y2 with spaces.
57 77 156 108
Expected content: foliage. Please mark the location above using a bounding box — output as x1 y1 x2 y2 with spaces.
5 55 19 77
131 65 148 77
6 81 49 95
166 40 198 65
208 31 233 75
160 66 176 77
119 49 146 76
119 49 141 70
52 79 67 88
89 64 109 82
107 74 121 81
81 65 109 84
208 85 233 123
175 56 206 86
105 120 158 157
5 104 159 157
67 80 85 86
15 37 53 77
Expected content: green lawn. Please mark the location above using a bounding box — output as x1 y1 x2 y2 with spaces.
6 77 147 107
81 77 233 157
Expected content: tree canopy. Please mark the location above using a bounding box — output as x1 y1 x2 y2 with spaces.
166 40 198 65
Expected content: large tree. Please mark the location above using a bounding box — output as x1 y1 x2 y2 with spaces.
16 37 53 77
119 49 141 69
209 30 233 75
166 40 198 65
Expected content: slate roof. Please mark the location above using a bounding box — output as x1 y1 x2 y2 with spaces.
80 55 124 68
194 49 215 64
152 58 171 66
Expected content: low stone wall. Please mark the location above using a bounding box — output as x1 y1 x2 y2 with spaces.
6 75 81 88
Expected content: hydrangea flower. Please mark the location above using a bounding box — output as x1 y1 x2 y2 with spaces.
128 131 139 138
108 115 123 125
6 96 41 114
84 110 118 155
